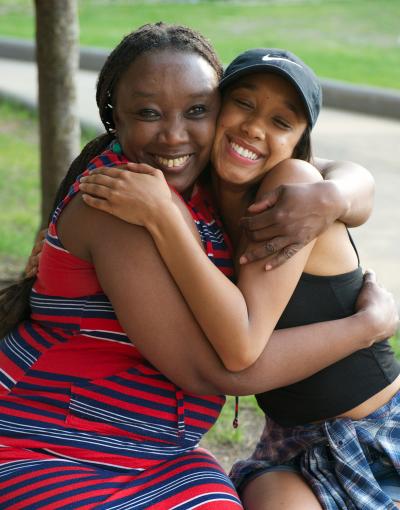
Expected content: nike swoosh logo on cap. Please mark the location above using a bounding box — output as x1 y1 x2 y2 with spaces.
262 54 302 68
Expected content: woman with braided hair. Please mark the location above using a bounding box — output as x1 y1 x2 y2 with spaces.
0 23 397 509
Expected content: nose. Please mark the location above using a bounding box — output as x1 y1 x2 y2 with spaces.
240 115 266 141
158 115 190 146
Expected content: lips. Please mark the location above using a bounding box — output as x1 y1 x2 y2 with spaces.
153 153 192 171
226 136 264 164
229 141 258 161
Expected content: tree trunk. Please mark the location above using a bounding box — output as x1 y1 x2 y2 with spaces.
35 0 80 227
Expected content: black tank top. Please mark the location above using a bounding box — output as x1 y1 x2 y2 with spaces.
256 236 400 426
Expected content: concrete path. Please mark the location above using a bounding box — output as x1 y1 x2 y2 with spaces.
0 57 399 301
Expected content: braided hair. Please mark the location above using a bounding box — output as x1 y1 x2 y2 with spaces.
51 22 222 214
0 22 222 339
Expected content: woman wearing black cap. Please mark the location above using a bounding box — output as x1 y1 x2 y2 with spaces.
80 48 400 509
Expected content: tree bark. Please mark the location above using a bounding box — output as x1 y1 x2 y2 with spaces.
35 0 80 227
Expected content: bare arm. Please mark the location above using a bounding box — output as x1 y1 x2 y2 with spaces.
240 158 375 266
314 157 375 227
79 161 318 371
76 168 398 394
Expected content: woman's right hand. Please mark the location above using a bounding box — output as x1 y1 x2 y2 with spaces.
79 163 173 228
356 270 399 344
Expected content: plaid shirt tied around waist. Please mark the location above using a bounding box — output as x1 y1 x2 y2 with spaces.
230 390 400 509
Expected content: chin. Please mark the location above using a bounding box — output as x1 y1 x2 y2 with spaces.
219 170 253 186
169 176 197 195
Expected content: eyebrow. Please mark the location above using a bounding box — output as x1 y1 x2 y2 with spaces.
284 100 301 117
232 81 257 92
130 91 157 98
232 82 302 117
130 89 215 99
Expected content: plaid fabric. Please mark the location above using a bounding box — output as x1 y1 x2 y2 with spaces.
230 391 400 509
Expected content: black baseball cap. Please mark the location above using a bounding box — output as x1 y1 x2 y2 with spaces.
219 48 322 128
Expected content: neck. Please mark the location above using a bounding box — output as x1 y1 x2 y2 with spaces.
211 172 255 248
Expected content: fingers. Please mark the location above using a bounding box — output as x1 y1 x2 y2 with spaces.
86 166 125 178
79 173 121 212
80 172 129 198
80 173 116 187
363 269 377 284
125 162 160 174
263 244 302 270
79 180 114 200
80 165 163 190
79 170 114 186
247 188 280 214
240 238 301 268
240 210 276 232
81 193 112 214
85 163 158 179
241 199 290 232
243 225 281 243
24 230 46 277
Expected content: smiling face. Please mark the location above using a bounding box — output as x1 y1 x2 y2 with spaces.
113 49 220 195
211 72 308 188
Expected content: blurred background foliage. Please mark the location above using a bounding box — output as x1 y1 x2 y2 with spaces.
0 0 398 89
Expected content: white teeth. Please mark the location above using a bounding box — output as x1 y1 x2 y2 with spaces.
230 142 258 160
155 155 190 168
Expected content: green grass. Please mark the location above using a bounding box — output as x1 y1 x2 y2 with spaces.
0 101 40 262
204 395 263 446
0 0 399 89
390 329 400 358
0 100 95 264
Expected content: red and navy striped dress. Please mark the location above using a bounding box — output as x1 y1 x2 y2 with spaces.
0 144 242 509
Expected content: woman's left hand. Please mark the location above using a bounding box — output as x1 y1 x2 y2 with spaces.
79 163 172 227
239 180 342 268
24 228 46 278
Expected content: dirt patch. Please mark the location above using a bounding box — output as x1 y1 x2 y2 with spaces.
201 404 265 473
0 256 25 288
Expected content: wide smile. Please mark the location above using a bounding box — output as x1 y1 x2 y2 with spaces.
153 154 192 172
230 141 258 160
226 137 264 165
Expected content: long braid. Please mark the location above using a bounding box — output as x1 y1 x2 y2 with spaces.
0 22 222 339
49 133 114 221
0 132 114 339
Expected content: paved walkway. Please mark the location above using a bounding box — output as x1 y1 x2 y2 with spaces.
0 57 399 301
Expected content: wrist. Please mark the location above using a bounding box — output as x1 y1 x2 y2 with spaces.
147 200 182 238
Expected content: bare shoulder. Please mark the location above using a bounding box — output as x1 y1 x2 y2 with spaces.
260 158 323 192
58 187 201 260
55 191 145 271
